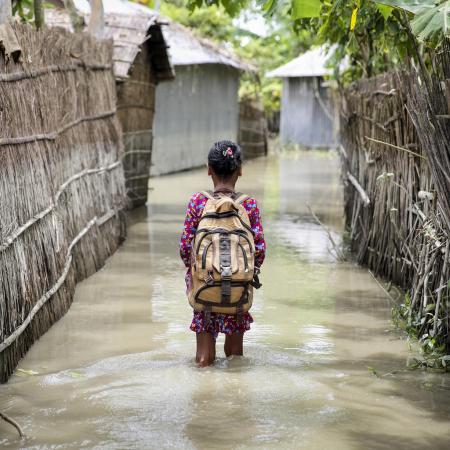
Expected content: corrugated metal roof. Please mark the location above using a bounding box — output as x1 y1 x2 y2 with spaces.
162 20 254 72
267 47 332 78
45 0 174 81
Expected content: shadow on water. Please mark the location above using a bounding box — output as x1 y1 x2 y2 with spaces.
1 151 450 449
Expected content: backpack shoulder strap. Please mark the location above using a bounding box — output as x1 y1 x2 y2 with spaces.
201 190 215 200
234 192 249 205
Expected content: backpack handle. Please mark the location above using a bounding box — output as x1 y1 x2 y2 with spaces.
201 190 248 204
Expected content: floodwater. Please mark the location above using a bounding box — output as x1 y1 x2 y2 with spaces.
1 150 450 450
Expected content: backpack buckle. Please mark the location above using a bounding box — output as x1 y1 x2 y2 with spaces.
205 270 214 285
220 265 232 279
251 266 262 289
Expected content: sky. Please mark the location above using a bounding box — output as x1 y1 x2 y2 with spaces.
234 9 271 38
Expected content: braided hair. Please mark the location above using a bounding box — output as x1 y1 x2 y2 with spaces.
207 140 242 178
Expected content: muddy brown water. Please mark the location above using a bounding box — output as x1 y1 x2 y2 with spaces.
1 151 450 449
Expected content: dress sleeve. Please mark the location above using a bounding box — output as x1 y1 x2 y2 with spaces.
243 198 266 268
180 193 205 267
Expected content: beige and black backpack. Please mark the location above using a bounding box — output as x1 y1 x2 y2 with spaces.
188 190 261 319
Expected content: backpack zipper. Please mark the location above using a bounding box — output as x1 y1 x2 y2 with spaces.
238 243 249 272
201 241 213 269
195 229 253 255
199 212 254 235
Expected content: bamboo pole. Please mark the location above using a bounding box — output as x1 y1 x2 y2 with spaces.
34 0 44 29
63 0 84 32
87 0 104 39
0 411 24 438
0 0 11 24
347 172 370 206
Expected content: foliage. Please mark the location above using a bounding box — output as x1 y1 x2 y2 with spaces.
188 0 249 16
392 289 450 371
186 0 450 80
132 0 156 9
12 0 35 21
310 1 414 80
161 2 240 45
410 1 450 47
12 0 54 23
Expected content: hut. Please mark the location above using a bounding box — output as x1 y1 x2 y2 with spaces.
46 0 174 208
152 21 255 175
267 47 338 149
0 23 126 381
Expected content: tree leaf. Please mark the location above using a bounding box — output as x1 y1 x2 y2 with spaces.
262 0 275 13
292 0 321 19
411 2 450 43
350 8 358 30
373 0 436 15
377 4 394 20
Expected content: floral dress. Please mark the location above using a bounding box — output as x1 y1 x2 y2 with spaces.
180 191 266 339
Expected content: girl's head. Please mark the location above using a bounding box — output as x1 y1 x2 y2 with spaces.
207 140 242 183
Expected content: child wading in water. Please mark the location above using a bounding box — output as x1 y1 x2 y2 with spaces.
180 140 266 367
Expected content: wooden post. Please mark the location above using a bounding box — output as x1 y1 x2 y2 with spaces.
87 0 104 39
0 0 12 24
63 0 84 32
34 0 45 29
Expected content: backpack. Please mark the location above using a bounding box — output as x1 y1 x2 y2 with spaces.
188 190 261 320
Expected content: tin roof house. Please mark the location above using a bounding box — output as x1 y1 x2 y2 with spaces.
46 0 174 207
152 21 253 175
267 47 338 149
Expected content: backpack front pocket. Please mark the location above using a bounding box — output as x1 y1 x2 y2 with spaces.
194 282 250 306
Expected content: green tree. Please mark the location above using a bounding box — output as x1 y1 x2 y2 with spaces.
185 0 450 82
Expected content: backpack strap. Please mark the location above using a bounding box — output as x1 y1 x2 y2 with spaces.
219 232 232 304
233 192 249 204
201 190 215 200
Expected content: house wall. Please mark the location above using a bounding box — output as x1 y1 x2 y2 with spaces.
280 77 337 148
117 44 156 208
152 64 240 175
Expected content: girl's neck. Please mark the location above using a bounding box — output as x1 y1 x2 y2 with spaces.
213 182 236 193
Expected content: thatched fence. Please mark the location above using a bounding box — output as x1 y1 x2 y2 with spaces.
0 23 127 382
340 42 450 359
238 100 268 159
117 42 156 208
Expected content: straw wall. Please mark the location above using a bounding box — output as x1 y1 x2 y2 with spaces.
341 50 450 357
117 43 156 208
0 23 127 382
238 100 268 159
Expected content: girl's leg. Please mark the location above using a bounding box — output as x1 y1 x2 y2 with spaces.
224 333 243 357
196 332 216 367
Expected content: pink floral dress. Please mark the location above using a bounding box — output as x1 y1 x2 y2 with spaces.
180 192 266 339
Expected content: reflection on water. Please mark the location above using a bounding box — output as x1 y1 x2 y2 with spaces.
1 151 450 449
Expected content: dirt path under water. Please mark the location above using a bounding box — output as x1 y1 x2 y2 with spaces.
1 151 450 449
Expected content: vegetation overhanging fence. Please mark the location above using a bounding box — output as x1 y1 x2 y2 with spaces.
0 23 127 382
340 41 450 363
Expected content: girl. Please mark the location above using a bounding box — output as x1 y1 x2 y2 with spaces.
180 140 266 367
